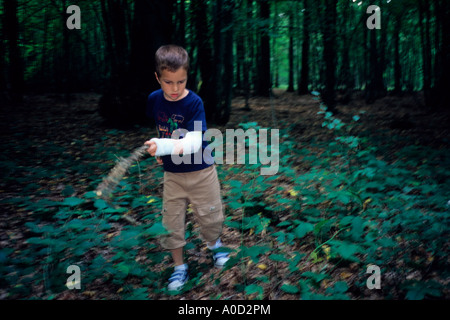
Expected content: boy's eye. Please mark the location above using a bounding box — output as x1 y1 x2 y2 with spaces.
163 80 186 85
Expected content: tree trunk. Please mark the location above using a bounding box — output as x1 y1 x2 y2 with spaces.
255 0 271 97
365 15 385 104
322 0 336 111
435 0 450 109
236 30 244 93
287 10 294 92
175 0 186 47
99 0 174 125
298 0 310 95
193 0 215 121
244 0 253 109
213 0 224 118
4 0 24 103
339 1 353 94
0 4 6 94
393 17 402 95
419 0 432 109
215 0 234 125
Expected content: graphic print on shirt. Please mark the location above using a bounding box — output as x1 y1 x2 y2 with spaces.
156 111 185 138
171 114 185 125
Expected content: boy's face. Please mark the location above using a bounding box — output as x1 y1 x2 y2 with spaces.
155 68 188 102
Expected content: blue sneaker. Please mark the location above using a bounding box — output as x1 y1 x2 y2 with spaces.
168 265 189 291
208 238 230 268
213 251 230 268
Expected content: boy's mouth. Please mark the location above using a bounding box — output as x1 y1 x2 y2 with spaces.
170 94 179 99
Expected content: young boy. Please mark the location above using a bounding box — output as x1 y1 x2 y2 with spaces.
144 45 229 292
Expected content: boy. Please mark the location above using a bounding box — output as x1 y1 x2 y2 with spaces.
144 45 229 292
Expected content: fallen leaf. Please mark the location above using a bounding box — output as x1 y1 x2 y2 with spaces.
257 264 267 270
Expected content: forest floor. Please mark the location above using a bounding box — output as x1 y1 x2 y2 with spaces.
0 89 449 300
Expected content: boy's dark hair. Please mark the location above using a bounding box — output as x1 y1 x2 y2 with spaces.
155 45 189 76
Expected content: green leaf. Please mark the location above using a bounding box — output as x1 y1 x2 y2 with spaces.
111 229 141 248
116 262 130 276
269 254 288 262
61 197 84 207
403 280 443 300
276 221 292 228
280 284 299 294
329 281 348 294
245 284 264 297
125 287 148 300
66 219 86 230
224 220 241 229
313 219 332 236
241 245 271 262
61 185 75 196
94 198 109 210
145 222 168 237
340 216 354 227
228 201 242 210
329 240 363 262
302 272 328 284
229 180 242 189
350 216 365 241
293 222 314 238
83 191 98 199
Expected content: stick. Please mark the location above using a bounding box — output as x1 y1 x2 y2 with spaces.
95 144 149 200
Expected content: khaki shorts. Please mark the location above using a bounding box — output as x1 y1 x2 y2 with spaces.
160 165 224 250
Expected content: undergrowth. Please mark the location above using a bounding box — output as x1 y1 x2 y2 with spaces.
0 94 449 300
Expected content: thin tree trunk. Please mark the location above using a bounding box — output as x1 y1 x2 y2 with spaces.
393 18 402 95
4 0 24 103
213 0 224 120
193 0 215 121
435 0 450 109
243 0 252 110
175 0 186 47
322 0 336 111
298 0 310 95
256 0 271 97
419 0 432 109
287 10 294 92
216 0 234 124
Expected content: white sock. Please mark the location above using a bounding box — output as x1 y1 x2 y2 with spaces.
174 263 188 272
207 238 222 251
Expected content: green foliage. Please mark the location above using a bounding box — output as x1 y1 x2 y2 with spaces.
1 109 449 300
219 111 449 299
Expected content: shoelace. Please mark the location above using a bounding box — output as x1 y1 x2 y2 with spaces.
169 269 188 283
214 252 229 260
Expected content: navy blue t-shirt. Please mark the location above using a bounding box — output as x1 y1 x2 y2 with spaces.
146 89 213 173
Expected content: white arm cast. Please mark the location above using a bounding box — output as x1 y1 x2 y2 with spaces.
151 131 202 157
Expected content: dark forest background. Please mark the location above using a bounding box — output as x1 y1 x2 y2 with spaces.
1 0 449 123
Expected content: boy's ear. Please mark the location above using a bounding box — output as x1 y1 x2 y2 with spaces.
155 72 160 84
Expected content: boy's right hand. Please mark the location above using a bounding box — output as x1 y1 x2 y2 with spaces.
144 140 157 156
144 140 163 164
